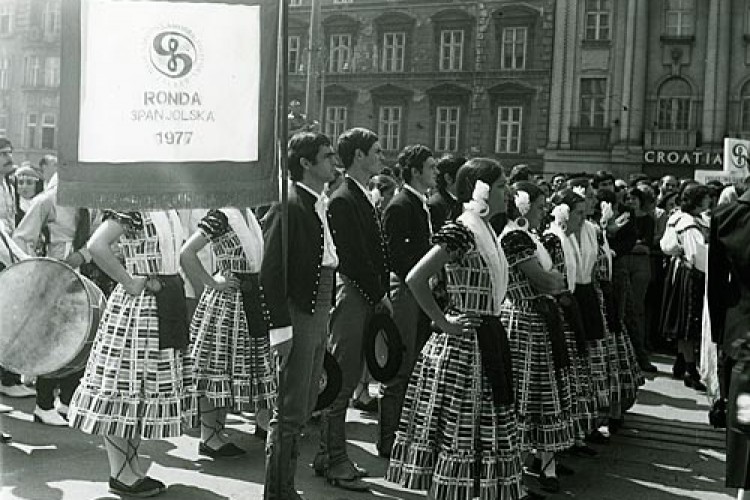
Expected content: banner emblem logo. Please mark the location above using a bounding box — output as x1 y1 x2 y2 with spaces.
731 142 749 169
150 30 196 79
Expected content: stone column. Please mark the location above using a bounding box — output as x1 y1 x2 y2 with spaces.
559 0 579 147
621 0 648 145
547 0 569 148
702 0 730 146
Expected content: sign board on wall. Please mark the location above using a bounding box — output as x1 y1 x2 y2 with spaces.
642 150 723 168
694 138 750 185
59 0 280 209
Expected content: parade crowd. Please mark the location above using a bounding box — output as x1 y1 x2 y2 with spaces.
1 130 749 500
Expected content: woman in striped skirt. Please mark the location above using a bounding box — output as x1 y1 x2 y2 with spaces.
387 158 536 499
69 210 194 498
542 187 599 455
180 208 276 458
499 184 575 494
594 190 644 431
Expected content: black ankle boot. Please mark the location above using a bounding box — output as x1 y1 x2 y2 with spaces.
683 363 706 392
672 353 686 379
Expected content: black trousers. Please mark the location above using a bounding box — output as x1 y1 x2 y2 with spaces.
0 366 21 386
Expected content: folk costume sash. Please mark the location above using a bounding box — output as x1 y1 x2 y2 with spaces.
546 222 577 293
457 209 508 314
223 207 263 273
573 221 599 285
222 207 269 338
148 210 189 349
150 210 183 275
457 207 512 406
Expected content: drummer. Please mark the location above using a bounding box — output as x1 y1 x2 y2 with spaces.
0 138 35 403
0 217 30 439
13 170 98 426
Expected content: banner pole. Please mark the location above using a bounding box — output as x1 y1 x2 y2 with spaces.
274 0 289 497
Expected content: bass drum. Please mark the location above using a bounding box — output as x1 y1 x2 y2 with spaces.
0 257 105 378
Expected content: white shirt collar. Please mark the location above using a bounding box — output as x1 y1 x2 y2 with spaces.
296 181 322 201
346 174 374 205
402 183 427 205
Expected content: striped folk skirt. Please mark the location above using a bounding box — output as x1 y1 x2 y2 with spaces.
190 283 276 413
386 327 524 500
563 328 598 441
69 286 195 439
598 284 644 418
501 301 575 452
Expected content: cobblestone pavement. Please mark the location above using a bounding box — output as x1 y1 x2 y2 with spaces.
0 354 735 500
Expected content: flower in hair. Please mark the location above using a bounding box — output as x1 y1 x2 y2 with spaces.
369 188 382 206
572 185 587 198
600 201 614 225
551 203 570 225
463 179 490 216
514 190 531 217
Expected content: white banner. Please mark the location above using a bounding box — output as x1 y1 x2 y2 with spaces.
722 138 750 178
78 0 260 163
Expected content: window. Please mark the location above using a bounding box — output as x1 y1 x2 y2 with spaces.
495 106 522 153
0 114 7 137
289 0 302 5
585 0 611 40
24 55 41 86
325 106 347 140
501 27 527 70
579 78 607 127
43 1 60 39
329 34 352 73
41 113 55 149
0 58 9 90
656 78 691 130
439 30 463 71
378 106 402 151
0 4 13 36
665 0 694 36
45 56 60 87
288 36 301 74
435 106 460 152
26 113 37 148
381 32 405 72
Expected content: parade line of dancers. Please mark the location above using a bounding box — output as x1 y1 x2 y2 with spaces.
1 131 749 499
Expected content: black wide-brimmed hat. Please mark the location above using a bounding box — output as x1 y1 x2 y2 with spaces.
314 351 342 412
364 312 403 383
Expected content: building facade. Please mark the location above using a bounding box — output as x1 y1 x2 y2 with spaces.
289 0 556 168
545 0 750 179
2 0 749 180
0 0 61 167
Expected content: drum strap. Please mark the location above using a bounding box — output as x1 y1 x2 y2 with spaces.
0 228 18 265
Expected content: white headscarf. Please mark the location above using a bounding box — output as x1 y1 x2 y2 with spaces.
457 180 508 313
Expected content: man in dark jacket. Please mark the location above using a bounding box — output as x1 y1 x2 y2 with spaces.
708 186 750 497
379 144 436 458
262 132 338 500
319 127 391 491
